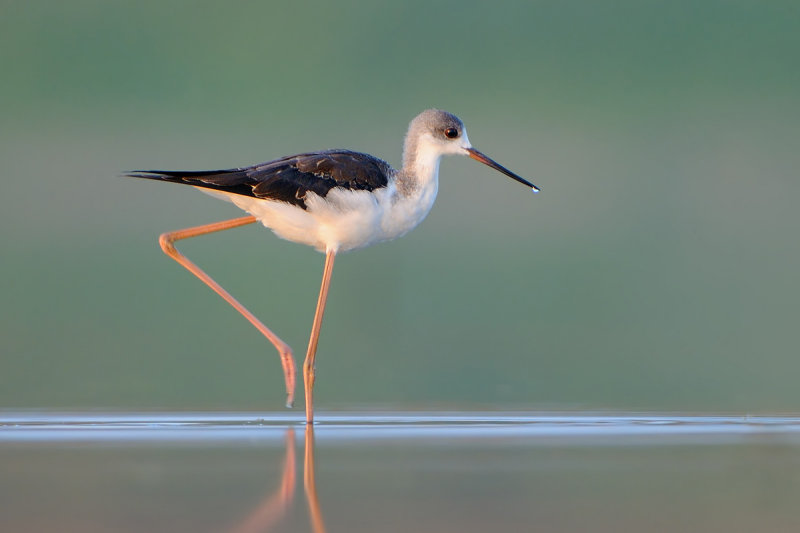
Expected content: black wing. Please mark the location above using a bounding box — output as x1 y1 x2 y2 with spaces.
126 150 392 209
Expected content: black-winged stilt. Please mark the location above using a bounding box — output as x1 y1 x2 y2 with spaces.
127 109 539 423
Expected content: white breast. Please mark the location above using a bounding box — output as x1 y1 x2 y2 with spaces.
201 177 438 254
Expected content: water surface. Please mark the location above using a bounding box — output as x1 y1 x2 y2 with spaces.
2 412 800 532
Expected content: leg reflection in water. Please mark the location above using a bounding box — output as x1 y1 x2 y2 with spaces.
304 425 326 533
227 426 326 533
227 428 296 533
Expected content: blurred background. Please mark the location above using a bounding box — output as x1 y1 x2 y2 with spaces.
1 0 798 413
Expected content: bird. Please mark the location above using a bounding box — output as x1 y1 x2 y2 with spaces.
127 109 539 423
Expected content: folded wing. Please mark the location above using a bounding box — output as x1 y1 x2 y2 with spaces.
127 150 392 209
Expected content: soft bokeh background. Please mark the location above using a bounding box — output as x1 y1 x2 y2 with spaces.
1 0 798 412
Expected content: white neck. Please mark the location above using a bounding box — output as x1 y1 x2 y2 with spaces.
397 133 442 197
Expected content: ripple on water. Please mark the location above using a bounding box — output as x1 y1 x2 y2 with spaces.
2 411 800 446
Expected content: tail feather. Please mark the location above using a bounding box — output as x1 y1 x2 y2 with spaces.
124 168 261 198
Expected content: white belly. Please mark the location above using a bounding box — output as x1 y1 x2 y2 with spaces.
200 181 438 253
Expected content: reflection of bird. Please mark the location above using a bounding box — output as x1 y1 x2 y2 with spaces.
226 428 297 533
225 426 326 533
128 109 539 423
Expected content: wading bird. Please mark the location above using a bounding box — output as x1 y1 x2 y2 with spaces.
128 109 538 423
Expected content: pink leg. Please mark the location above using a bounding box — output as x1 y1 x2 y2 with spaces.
303 249 337 424
159 216 297 407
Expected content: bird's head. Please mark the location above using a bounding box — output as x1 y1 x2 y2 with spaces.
407 109 539 192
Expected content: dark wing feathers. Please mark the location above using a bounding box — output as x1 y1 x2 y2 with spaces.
127 150 391 209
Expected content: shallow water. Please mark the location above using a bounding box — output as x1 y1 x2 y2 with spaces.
2 412 800 532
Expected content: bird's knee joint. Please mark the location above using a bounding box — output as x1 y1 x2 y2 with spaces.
158 233 176 254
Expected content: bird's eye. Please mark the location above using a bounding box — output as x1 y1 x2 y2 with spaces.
444 127 459 139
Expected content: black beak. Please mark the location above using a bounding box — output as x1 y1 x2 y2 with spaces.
467 148 539 193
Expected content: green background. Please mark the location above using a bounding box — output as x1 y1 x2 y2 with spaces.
1 1 798 412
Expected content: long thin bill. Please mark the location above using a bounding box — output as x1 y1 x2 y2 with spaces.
467 148 540 193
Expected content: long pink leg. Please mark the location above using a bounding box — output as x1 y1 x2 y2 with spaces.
158 216 297 407
303 249 337 424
